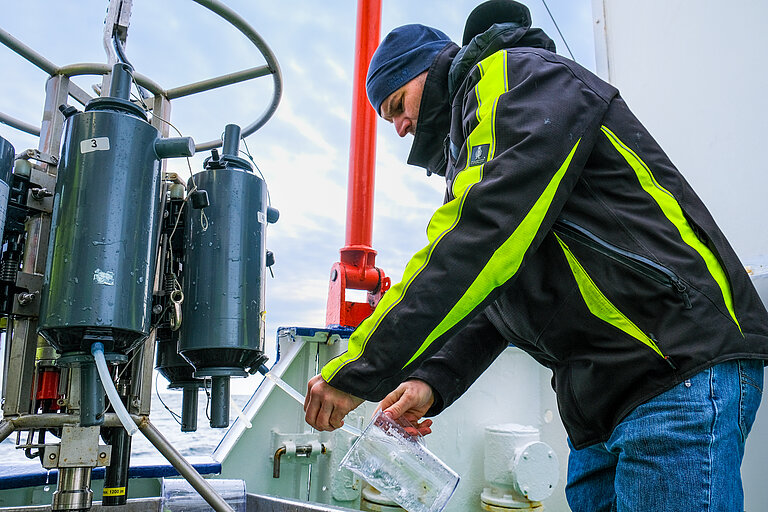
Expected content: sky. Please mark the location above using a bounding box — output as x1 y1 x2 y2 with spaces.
0 0 596 394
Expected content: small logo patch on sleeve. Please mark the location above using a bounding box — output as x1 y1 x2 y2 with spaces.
469 144 490 166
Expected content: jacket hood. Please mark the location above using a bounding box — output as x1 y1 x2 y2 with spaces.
448 21 556 99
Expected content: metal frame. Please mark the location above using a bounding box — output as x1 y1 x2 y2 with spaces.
590 0 610 81
0 2 285 511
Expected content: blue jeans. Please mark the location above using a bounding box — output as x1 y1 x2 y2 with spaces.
566 359 764 512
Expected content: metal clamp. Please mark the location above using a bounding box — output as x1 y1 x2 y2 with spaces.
12 272 43 316
276 326 352 346
20 149 59 166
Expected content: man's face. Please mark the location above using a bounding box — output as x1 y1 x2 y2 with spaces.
380 71 428 138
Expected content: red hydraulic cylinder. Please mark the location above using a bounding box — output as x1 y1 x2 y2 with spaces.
326 0 390 328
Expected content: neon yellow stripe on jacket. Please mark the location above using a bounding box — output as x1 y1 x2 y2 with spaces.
556 234 665 358
405 139 582 367
601 126 741 333
453 51 506 198
322 51 509 382
321 189 472 381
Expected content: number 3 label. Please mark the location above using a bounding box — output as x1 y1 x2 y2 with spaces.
80 137 110 154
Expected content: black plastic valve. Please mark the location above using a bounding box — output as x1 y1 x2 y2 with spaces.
189 189 210 210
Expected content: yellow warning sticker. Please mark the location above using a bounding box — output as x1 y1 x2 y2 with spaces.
102 487 126 496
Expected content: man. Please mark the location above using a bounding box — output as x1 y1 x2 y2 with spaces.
304 1 768 510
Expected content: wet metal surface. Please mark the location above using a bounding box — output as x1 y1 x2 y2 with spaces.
0 494 358 512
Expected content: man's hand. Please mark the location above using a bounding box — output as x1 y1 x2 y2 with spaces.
378 379 436 436
304 374 363 431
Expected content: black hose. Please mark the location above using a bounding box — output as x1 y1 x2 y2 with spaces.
112 34 150 100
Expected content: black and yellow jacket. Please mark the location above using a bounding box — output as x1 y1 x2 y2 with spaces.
322 21 768 448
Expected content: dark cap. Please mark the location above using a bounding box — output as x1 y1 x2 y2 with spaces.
462 0 532 45
366 24 453 115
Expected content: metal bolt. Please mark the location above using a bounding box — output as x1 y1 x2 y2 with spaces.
99 452 107 459
152 304 163 314
17 292 36 306
330 269 338 281
31 187 52 200
48 453 56 460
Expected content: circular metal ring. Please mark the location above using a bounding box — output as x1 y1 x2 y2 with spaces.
170 290 184 304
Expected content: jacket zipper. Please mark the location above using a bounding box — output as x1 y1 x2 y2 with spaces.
553 219 692 310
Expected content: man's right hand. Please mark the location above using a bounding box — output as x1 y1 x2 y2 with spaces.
304 374 363 432
378 379 436 436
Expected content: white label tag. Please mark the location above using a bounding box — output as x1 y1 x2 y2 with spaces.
257 211 266 224
80 137 110 154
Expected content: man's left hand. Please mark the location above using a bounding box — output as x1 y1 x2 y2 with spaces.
377 379 435 436
304 374 364 431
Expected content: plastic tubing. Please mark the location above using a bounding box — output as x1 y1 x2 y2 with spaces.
91 342 138 436
231 398 252 429
256 364 361 437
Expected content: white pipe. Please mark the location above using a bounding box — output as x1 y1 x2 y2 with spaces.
91 342 138 436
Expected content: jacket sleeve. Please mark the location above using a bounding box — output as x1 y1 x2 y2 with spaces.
408 310 511 415
322 49 613 400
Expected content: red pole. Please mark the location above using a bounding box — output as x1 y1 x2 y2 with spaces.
326 0 390 328
345 0 381 251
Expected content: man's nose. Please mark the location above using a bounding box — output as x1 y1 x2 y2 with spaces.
394 116 410 138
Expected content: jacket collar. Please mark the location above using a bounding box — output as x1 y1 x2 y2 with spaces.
407 43 459 176
406 23 555 177
448 22 556 99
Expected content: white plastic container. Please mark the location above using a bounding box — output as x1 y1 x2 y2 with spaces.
340 411 459 512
